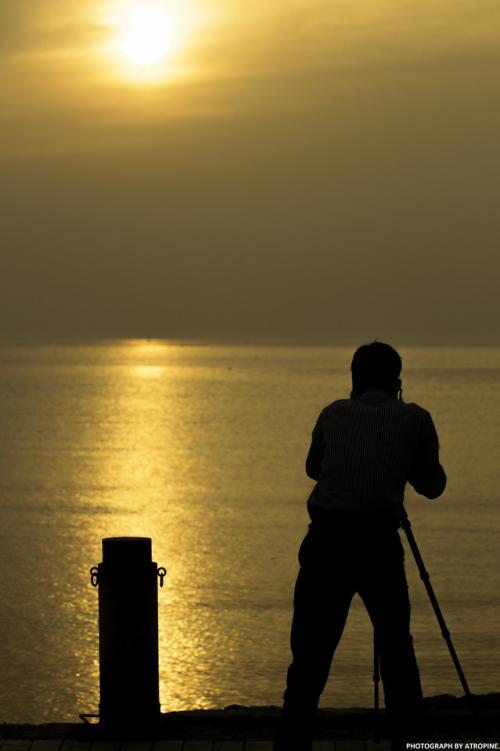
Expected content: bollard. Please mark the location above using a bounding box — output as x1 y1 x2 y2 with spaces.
90 537 166 726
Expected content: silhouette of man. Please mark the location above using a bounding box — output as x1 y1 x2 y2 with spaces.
276 341 446 750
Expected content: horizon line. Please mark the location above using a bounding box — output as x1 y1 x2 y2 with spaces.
0 334 499 348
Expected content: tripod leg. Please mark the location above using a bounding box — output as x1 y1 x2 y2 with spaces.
400 507 472 697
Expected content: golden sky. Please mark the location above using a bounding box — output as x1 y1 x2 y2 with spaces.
2 1 500 340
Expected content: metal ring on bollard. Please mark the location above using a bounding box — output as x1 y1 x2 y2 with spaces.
157 567 167 587
90 566 99 587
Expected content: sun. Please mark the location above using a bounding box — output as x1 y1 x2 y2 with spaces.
120 5 173 67
103 0 204 83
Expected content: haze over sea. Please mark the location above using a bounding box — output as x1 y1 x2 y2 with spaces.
0 342 499 723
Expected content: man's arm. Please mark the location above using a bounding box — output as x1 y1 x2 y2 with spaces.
305 418 324 481
408 411 447 499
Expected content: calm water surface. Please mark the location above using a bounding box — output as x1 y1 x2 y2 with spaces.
0 342 499 722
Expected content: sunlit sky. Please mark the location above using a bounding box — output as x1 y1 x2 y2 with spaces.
2 1 500 341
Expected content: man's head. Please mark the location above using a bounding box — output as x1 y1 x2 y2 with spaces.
351 341 402 398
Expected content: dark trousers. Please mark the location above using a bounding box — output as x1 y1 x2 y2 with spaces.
282 514 423 743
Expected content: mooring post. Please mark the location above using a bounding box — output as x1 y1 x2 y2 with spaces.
90 537 166 726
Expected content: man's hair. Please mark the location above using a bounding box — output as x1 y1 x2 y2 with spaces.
351 341 402 395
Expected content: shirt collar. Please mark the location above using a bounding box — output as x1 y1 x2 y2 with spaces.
357 388 394 401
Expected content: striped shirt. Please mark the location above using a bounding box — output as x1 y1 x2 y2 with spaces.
306 389 446 519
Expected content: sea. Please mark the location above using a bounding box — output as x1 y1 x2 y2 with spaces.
0 342 499 723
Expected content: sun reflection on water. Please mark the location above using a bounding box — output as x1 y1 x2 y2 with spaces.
1 343 499 720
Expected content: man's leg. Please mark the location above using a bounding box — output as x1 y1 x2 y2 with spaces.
359 533 423 742
278 529 354 750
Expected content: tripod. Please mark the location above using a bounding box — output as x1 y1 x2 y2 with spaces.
373 506 471 721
